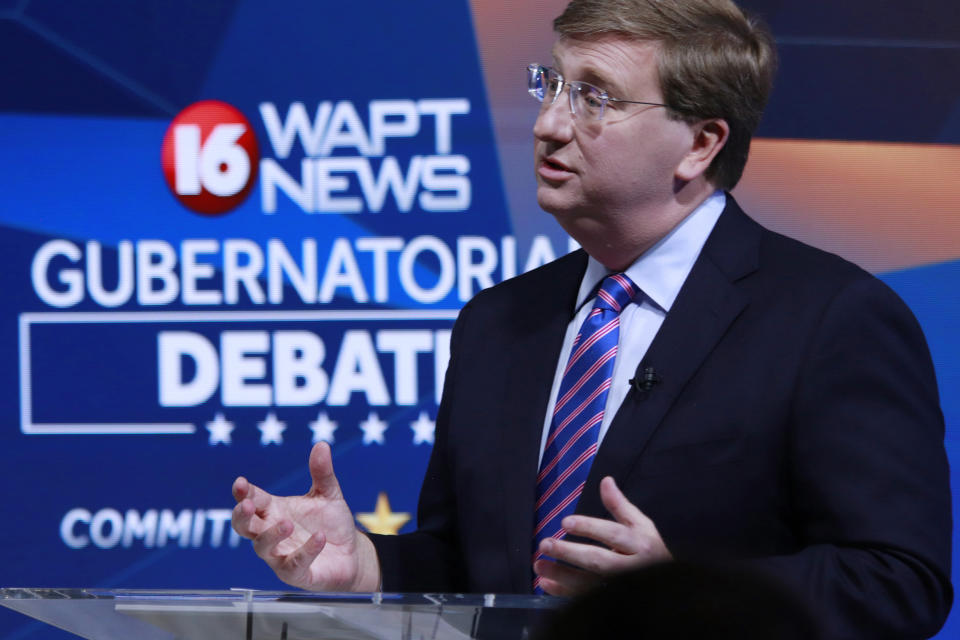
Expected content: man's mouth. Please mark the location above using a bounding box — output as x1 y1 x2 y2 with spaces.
538 156 574 180
544 157 570 171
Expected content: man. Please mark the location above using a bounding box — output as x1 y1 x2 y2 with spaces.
232 0 952 636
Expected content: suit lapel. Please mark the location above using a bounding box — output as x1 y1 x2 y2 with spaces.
577 199 762 517
496 250 587 591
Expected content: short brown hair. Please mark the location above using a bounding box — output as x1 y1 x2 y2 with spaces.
554 0 776 190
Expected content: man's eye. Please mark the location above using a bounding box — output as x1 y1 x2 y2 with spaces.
583 92 604 109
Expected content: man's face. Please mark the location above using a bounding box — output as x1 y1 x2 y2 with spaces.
534 35 696 237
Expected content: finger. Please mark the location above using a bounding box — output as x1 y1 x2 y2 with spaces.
232 499 266 539
280 531 327 578
232 476 249 502
561 514 638 554
600 478 672 562
308 442 344 499
599 476 647 527
541 536 633 575
233 477 275 513
533 557 600 597
252 519 295 560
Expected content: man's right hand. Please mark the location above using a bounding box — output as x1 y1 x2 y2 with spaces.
231 442 381 592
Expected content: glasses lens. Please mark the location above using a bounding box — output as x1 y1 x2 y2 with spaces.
527 64 546 102
571 82 607 120
528 65 566 105
544 69 562 102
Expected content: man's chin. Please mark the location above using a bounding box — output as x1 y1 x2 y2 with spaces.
536 187 574 218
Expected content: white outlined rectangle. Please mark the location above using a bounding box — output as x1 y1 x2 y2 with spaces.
19 309 459 435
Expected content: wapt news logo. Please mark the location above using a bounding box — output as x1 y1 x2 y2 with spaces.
161 100 260 216
162 97 473 217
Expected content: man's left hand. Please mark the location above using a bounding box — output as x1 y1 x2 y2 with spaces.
533 476 672 596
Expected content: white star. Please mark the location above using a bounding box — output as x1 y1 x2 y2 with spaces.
205 412 235 446
257 412 286 446
309 412 338 444
359 411 388 445
410 411 435 445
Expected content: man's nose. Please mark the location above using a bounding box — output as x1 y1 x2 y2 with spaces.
533 92 574 142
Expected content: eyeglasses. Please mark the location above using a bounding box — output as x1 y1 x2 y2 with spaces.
526 63 668 121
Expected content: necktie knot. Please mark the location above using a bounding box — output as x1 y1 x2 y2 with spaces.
594 273 636 315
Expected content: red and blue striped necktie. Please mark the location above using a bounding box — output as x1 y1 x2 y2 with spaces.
533 272 636 593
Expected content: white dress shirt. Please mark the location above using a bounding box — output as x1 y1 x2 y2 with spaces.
538 191 727 464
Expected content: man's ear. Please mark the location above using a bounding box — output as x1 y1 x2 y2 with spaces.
675 118 729 182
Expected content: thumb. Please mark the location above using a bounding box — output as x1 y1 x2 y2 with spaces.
308 442 344 499
599 476 645 526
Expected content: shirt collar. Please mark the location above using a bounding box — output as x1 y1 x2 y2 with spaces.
575 190 726 313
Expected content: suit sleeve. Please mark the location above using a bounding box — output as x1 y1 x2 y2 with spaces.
747 275 952 639
368 299 474 592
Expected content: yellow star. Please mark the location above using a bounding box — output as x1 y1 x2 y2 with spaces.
355 492 411 535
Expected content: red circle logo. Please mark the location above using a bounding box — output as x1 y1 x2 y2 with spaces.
161 100 259 215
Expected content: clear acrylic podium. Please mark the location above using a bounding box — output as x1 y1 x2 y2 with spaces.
1 588 563 640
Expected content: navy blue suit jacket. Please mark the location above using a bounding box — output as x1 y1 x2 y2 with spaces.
372 197 952 638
